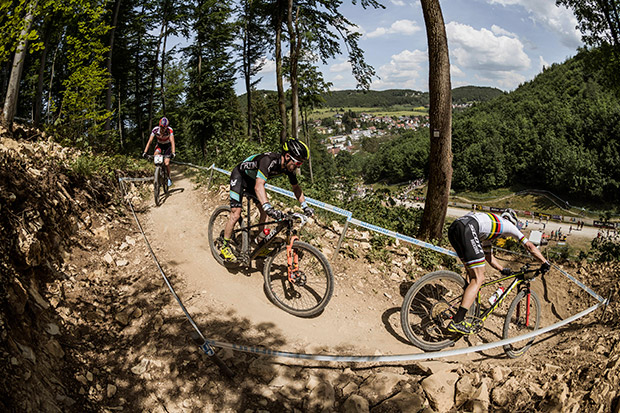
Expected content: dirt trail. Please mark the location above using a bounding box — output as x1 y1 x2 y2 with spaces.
141 172 491 360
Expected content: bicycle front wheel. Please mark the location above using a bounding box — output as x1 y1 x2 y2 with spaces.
502 289 541 358
154 166 162 206
263 241 334 317
400 270 468 351
162 168 169 194
208 205 246 268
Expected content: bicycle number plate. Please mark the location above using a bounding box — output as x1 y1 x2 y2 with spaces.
154 154 164 164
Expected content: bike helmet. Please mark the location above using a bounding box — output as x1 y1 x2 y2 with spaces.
501 208 518 226
282 138 310 162
159 117 169 128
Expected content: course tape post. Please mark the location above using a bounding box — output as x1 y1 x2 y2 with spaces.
116 163 608 364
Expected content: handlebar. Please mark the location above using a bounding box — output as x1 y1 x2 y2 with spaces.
146 154 172 159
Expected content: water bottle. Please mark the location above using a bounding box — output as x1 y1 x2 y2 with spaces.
489 286 505 305
254 228 271 244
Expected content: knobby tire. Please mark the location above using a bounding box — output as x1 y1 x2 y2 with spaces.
400 270 472 351
502 289 541 358
154 166 162 206
263 241 334 318
207 205 246 268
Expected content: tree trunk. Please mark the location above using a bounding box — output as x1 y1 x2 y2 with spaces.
34 20 51 127
148 22 165 130
160 19 168 114
418 0 453 241
302 106 314 183
2 0 38 127
242 9 253 139
105 0 122 131
275 0 287 144
287 1 299 139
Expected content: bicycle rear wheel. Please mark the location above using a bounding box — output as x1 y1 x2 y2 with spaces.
400 270 470 351
207 205 247 268
263 241 334 317
502 289 541 358
154 166 162 206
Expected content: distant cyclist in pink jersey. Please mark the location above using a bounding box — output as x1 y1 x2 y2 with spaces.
143 117 176 186
447 209 550 335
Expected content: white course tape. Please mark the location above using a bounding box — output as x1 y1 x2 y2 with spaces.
349 218 458 257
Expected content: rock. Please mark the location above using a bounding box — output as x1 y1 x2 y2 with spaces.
125 236 136 245
45 323 60 336
421 371 459 412
115 311 130 326
358 372 408 404
491 377 519 407
131 359 150 375
472 381 490 413
76 374 88 385
342 381 358 397
153 314 164 331
17 343 36 363
342 395 369 413
248 359 278 383
103 253 114 265
455 375 476 408
306 381 335 412
377 389 426 413
107 384 117 398
7 278 28 314
86 371 94 381
115 259 129 267
45 339 65 359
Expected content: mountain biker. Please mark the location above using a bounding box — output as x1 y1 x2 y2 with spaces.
219 138 315 263
143 117 176 187
447 208 550 335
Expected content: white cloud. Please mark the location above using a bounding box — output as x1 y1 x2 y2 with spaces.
474 71 527 89
451 64 465 78
538 55 549 71
367 19 421 38
257 59 276 74
374 49 427 89
446 22 531 72
330 61 351 73
491 24 517 38
487 0 581 48
390 0 406 6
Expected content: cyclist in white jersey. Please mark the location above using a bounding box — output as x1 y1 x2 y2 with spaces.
143 117 176 187
447 209 550 334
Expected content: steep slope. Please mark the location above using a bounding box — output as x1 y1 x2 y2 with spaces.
1 129 618 412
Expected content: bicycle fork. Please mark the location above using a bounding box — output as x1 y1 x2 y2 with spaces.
286 235 303 285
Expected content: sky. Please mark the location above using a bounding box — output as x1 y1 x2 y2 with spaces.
239 0 583 94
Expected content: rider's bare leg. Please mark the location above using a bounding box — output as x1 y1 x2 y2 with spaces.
164 157 171 177
461 266 485 310
224 207 242 240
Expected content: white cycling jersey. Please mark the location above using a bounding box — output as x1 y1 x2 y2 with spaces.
466 212 529 245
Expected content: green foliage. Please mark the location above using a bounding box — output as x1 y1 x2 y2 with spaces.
69 152 145 179
451 50 620 204
361 129 429 184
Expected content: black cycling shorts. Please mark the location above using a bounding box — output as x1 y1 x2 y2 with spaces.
229 166 259 209
155 142 172 156
448 216 486 269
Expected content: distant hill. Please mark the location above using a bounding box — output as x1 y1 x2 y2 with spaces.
237 86 503 111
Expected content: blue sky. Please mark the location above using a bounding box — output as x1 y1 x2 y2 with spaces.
242 0 583 94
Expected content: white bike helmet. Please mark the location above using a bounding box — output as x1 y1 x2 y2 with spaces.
501 208 518 226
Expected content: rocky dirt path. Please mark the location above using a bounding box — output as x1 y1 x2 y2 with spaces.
142 171 445 358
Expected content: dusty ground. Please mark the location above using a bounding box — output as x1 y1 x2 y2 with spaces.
1 130 619 412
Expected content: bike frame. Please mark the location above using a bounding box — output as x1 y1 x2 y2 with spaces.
230 195 297 264
473 267 538 325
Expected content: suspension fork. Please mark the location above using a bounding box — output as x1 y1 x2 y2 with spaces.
517 282 532 326
286 233 299 282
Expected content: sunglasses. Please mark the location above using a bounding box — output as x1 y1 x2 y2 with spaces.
289 155 303 167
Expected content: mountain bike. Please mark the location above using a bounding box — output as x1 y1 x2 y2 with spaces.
207 195 334 317
400 264 543 358
147 153 171 206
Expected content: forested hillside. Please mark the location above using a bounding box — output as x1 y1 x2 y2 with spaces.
358 49 620 206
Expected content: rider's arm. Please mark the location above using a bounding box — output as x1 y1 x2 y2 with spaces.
144 133 155 153
254 177 270 206
292 183 305 204
524 240 547 264
169 129 175 154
